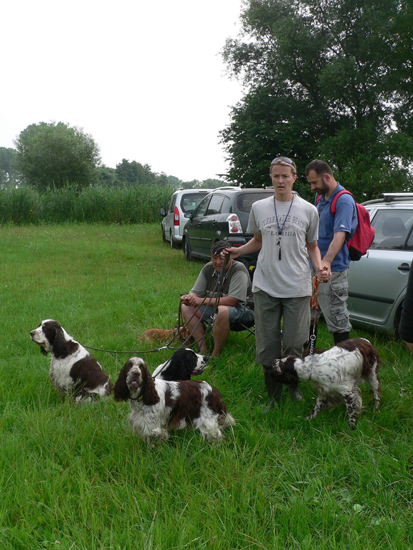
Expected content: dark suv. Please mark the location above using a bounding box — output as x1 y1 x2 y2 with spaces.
182 187 274 261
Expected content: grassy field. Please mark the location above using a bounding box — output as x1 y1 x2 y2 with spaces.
0 223 412 550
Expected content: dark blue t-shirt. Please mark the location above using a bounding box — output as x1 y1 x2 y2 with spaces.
316 184 358 272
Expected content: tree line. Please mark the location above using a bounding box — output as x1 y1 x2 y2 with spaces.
220 0 413 201
0 122 225 191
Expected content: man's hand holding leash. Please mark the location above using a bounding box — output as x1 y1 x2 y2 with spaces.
316 265 331 283
180 294 202 307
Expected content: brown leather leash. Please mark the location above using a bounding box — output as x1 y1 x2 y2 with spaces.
309 266 329 355
309 275 320 356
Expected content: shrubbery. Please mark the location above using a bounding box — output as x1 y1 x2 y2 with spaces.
0 183 173 224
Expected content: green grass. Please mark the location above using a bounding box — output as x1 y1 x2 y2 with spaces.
0 223 412 549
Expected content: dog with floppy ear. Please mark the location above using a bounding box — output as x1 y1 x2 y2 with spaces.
30 319 112 401
113 357 235 445
272 337 381 429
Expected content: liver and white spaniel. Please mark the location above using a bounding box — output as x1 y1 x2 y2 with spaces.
272 338 381 429
152 347 209 381
113 357 235 444
30 319 112 401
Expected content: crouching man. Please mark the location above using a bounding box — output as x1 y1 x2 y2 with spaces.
180 240 254 357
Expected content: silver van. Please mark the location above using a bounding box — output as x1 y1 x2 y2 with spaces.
348 192 413 336
160 189 212 248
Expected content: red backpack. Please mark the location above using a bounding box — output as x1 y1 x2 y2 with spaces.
316 190 375 261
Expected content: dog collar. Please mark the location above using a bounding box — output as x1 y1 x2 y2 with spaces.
129 395 143 402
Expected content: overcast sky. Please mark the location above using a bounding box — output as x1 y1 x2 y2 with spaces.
1 0 245 182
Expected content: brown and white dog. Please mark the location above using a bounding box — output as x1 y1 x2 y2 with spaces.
30 319 112 401
272 338 381 428
139 326 191 344
113 357 235 444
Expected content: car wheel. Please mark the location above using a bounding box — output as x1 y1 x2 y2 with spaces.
170 232 178 249
162 227 167 242
184 238 192 261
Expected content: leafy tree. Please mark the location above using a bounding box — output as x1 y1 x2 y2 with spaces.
221 0 413 199
15 122 101 189
0 147 20 187
167 175 182 188
179 179 201 190
96 165 119 186
115 159 157 185
155 172 169 187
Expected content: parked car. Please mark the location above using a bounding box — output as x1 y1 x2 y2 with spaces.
348 192 413 336
182 186 276 261
160 189 212 248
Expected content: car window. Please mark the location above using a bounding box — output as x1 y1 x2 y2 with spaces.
168 195 177 213
180 193 208 214
236 192 272 213
206 194 225 215
406 227 413 250
222 196 231 213
193 195 211 217
370 209 412 249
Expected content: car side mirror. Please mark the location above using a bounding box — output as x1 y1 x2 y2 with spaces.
184 212 193 220
160 208 166 217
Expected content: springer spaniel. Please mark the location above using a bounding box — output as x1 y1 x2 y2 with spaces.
272 338 381 429
152 347 209 381
30 319 112 401
113 357 235 444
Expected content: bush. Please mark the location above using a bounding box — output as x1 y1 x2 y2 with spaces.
0 183 174 225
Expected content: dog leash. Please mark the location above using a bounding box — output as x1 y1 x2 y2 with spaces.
84 273 225 356
84 343 178 355
309 275 320 357
84 258 230 357
309 267 329 356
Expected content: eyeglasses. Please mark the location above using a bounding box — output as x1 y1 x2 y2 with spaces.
271 156 295 166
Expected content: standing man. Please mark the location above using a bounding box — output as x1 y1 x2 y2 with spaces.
180 240 254 358
305 160 358 345
223 157 327 407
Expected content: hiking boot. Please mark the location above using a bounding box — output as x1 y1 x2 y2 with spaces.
288 384 304 402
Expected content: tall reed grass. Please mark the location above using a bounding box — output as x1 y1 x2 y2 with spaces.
0 184 173 224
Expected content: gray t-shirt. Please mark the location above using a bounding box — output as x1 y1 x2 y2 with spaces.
191 261 251 307
247 195 319 298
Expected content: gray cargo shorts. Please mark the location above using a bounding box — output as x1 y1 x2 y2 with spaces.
315 269 352 333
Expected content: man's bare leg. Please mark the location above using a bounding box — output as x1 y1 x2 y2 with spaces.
181 304 208 354
211 307 231 357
